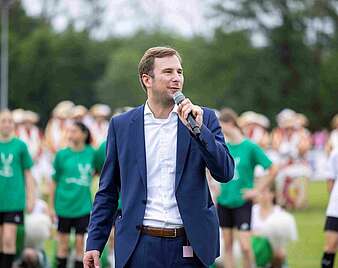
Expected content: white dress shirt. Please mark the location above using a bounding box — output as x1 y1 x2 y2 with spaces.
142 102 183 228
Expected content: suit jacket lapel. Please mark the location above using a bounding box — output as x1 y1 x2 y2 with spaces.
130 105 147 190
175 119 191 191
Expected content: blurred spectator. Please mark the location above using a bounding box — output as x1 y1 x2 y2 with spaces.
326 114 338 153
89 104 111 148
272 109 312 162
238 111 271 150
313 129 329 151
251 187 297 268
45 101 74 153
16 111 49 193
308 129 330 181
271 109 312 209
13 199 52 268
217 108 277 268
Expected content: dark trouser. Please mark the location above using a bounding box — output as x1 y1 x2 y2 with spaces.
126 234 207 268
1 253 15 268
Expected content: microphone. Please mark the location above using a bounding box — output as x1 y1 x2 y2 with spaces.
173 91 201 136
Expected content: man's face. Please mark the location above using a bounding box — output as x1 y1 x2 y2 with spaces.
145 55 184 106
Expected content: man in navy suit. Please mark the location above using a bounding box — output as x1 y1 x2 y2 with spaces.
83 46 234 268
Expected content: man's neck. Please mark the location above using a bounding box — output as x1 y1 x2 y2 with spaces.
147 99 174 119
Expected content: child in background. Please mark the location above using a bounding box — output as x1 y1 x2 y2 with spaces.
0 110 35 268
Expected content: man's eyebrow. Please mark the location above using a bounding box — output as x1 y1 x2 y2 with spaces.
161 67 183 72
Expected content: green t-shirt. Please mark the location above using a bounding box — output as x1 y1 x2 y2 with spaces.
217 139 272 208
95 141 122 210
53 145 97 217
95 141 106 172
0 137 33 212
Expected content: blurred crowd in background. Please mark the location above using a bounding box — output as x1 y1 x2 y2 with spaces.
2 100 338 268
13 100 336 201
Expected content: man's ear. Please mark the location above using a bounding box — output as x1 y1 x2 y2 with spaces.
142 74 152 89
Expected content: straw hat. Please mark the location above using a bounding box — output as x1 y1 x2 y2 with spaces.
90 104 111 117
12 108 25 124
256 113 270 128
52 100 74 118
71 105 88 119
23 110 40 124
276 109 297 128
238 111 270 128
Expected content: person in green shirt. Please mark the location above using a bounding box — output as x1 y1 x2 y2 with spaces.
0 109 35 268
49 121 98 268
217 108 278 268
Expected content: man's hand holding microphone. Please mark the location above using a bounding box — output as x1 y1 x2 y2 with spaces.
174 91 203 136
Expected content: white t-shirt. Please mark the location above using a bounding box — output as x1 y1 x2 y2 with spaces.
251 204 298 250
251 204 282 232
326 149 338 218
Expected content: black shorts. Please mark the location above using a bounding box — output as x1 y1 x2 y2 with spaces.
217 202 252 231
324 216 338 232
0 211 24 225
57 214 90 234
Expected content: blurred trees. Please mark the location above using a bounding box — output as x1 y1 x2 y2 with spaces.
6 2 108 124
211 0 338 127
2 0 338 128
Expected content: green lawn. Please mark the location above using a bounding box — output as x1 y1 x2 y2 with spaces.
287 181 338 268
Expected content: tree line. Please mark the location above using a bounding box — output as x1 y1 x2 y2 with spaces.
3 1 338 129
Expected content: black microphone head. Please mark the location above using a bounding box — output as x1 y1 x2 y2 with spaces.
173 91 185 105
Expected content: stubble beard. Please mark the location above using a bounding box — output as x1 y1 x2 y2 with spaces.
153 89 174 108
160 95 174 108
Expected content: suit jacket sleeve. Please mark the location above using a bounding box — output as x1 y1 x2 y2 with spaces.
86 118 120 253
193 109 234 183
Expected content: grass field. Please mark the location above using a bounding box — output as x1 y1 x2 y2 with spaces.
45 180 336 268
287 180 338 268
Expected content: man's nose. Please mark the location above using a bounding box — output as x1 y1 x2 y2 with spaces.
172 71 181 82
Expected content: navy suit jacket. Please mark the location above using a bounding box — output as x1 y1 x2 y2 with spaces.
86 105 234 267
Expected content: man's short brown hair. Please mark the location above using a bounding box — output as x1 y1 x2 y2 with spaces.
138 46 182 92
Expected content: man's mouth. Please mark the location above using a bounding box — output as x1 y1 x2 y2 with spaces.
169 88 181 94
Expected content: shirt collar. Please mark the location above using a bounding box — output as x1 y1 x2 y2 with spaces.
144 101 178 117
